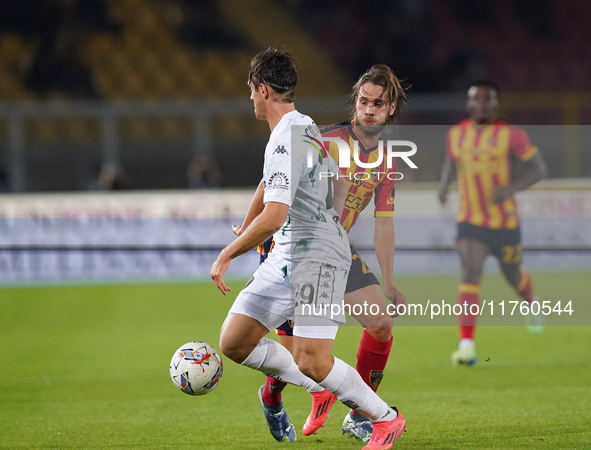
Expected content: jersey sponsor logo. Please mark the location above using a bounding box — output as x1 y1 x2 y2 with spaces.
351 177 365 187
273 145 289 155
344 193 365 210
267 172 290 190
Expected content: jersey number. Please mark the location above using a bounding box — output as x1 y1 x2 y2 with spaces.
352 254 372 274
295 283 315 307
501 244 522 265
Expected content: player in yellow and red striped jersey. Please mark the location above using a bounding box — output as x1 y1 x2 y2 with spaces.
438 81 547 366
236 65 409 444
321 120 397 233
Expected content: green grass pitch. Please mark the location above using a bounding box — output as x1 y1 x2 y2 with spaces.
1 272 590 449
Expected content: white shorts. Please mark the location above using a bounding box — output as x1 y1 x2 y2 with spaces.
229 257 348 340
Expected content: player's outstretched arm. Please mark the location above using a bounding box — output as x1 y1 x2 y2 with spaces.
438 156 456 205
233 179 265 236
374 217 406 315
210 201 289 295
491 152 547 204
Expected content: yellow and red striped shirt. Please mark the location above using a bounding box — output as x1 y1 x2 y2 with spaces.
447 120 538 229
322 121 396 233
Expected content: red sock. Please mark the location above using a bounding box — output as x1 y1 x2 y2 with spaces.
355 329 393 393
458 283 480 340
261 376 286 405
516 271 533 303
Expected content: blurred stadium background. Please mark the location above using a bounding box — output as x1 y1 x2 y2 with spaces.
0 0 590 283
1 2 590 448
1 0 591 193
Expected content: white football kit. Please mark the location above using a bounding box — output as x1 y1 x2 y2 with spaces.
230 110 351 339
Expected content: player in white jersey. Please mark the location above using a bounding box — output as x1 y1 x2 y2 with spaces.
258 110 349 267
210 47 406 449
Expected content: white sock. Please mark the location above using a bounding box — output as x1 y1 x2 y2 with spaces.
241 337 321 393
459 338 475 350
319 357 397 422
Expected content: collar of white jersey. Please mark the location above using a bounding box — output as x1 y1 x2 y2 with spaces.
272 110 301 136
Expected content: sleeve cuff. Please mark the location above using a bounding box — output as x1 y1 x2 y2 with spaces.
263 195 292 207
374 211 394 218
519 145 538 161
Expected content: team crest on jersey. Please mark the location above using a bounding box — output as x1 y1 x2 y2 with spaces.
268 172 289 190
273 145 289 155
369 370 384 390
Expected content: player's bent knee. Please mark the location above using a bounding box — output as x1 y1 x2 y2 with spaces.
350 303 394 328
218 336 254 364
294 352 331 383
366 312 395 328
365 325 393 341
295 359 325 383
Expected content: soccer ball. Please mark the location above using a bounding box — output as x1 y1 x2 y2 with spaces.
169 341 223 396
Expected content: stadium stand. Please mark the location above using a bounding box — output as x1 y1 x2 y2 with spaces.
0 0 590 191
282 0 591 93
2 0 590 102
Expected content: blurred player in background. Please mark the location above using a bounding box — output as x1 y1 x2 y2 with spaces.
438 81 547 366
236 64 408 443
213 47 406 449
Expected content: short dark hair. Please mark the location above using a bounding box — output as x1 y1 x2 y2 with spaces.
468 80 500 96
349 64 408 125
248 46 297 103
